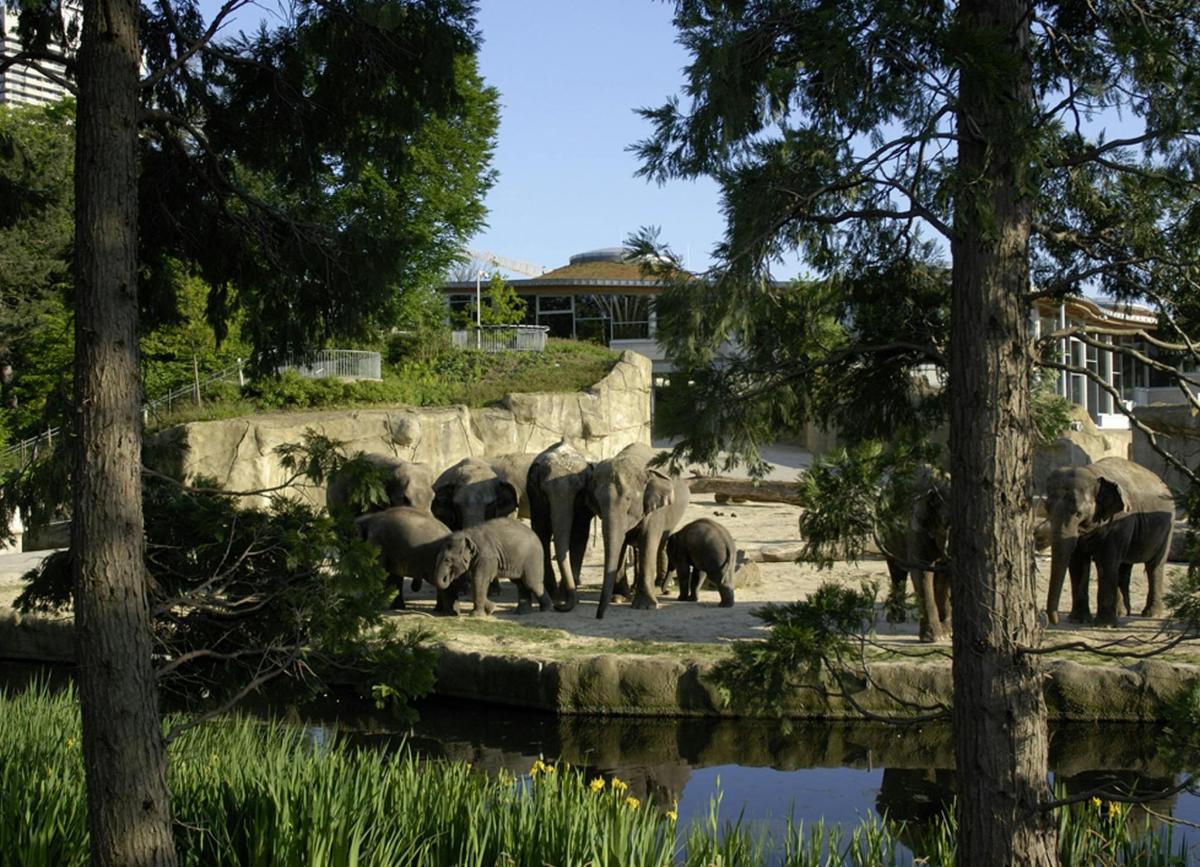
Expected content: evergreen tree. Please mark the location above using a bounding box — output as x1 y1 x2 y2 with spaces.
635 2 1200 862
5 1 499 862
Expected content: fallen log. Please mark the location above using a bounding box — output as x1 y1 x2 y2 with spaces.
687 475 805 506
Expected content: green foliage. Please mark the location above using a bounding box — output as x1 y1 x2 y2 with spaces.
387 284 452 364
4 684 1185 866
15 470 438 715
237 339 617 415
456 273 528 328
711 583 881 716
797 441 941 569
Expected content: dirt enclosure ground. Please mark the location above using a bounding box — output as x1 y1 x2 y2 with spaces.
391 489 1194 664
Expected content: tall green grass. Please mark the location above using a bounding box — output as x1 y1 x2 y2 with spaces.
0 683 1191 866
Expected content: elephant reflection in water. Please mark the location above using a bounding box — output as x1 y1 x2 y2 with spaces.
876 767 1178 859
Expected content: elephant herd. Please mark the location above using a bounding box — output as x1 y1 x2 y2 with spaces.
328 442 738 619
884 456 1175 642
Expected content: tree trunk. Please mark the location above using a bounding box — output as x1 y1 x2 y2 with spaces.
949 0 1056 863
73 0 178 864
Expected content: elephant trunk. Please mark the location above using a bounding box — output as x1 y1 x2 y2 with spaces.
1046 530 1077 624
596 517 624 619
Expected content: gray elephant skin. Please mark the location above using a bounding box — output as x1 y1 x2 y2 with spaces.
527 441 595 611
1045 456 1173 626
589 442 690 618
905 466 951 642
878 466 950 641
665 517 736 607
432 517 552 616
356 506 450 609
326 453 434 518
432 457 520 530
488 452 539 520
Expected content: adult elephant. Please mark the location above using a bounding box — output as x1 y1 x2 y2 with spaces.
589 442 689 619
326 453 434 518
355 506 452 610
1045 457 1174 626
488 452 540 520
527 441 595 610
432 457 520 530
905 465 951 642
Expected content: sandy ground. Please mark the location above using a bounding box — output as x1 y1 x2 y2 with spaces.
1 442 1190 660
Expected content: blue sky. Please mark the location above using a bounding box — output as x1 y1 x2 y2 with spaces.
199 0 746 276
467 1 731 275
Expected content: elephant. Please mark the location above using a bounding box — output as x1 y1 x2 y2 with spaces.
431 517 552 616
665 518 736 606
325 453 434 518
905 465 951 642
1044 456 1173 626
355 506 452 610
432 457 520 530
527 441 595 611
588 442 690 618
488 453 540 520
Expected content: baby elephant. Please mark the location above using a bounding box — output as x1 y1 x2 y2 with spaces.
432 517 552 616
666 518 736 607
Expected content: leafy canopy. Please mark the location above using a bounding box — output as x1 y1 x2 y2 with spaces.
631 2 1200 472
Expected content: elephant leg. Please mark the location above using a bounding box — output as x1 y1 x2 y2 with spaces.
433 586 458 617
533 509 558 600
934 573 951 635
630 529 661 610
1093 559 1122 627
885 559 908 623
487 578 503 599
471 570 496 617
387 574 406 610
1117 563 1133 617
717 567 735 608
515 581 534 615
912 570 944 642
613 539 633 599
1143 557 1167 617
1067 553 1092 623
675 552 692 601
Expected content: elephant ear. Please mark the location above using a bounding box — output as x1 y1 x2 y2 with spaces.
432 486 460 530
489 480 520 519
1095 477 1127 522
644 474 675 513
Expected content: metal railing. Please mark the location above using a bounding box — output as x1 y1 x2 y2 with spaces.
4 359 248 464
277 349 381 381
451 325 549 352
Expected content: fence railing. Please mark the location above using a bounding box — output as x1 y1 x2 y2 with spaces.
4 360 248 464
277 349 381 381
451 325 549 353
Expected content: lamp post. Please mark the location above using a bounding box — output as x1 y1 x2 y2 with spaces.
475 269 484 349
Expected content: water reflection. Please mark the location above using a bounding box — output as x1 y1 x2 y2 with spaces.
4 663 1198 855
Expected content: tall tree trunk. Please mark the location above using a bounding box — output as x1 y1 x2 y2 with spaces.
73 0 178 863
950 0 1056 863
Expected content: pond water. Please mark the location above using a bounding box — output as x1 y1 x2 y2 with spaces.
6 663 1200 863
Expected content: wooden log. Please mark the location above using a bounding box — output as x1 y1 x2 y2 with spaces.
687 476 805 506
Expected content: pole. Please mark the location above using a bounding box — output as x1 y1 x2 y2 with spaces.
475 270 483 349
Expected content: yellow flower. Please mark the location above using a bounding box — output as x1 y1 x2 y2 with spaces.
1091 797 1103 809
529 759 556 778
589 777 605 792
666 800 678 822
65 737 75 750
1107 801 1121 819
610 777 628 792
625 796 641 809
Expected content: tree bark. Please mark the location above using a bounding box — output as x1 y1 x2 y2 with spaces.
73 0 178 863
950 0 1057 863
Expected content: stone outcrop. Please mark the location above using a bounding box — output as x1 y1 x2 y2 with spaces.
1033 405 1130 496
1131 403 1200 499
146 351 652 508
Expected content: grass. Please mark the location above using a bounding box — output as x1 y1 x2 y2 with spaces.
144 339 620 432
1 683 1192 866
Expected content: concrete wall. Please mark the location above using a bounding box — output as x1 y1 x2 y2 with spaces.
146 351 652 508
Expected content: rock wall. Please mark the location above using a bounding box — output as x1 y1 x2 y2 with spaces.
147 351 652 508
1033 405 1130 496
1131 404 1200 498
